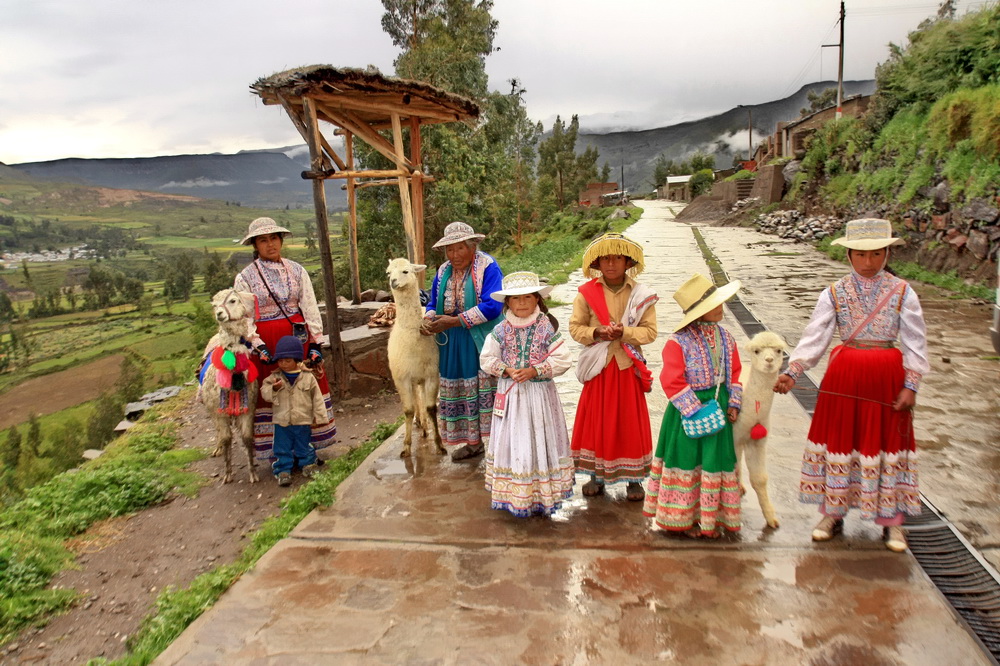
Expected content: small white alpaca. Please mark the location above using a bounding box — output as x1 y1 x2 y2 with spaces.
733 330 787 528
385 258 445 457
199 288 260 483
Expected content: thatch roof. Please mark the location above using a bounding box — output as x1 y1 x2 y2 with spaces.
251 65 479 127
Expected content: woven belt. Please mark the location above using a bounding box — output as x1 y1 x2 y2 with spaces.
844 340 895 350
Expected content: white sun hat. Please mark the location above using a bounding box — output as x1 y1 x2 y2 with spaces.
240 217 292 245
672 273 741 332
490 271 554 302
432 221 486 248
831 218 905 251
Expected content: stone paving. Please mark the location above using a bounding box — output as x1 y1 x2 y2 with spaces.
156 201 992 665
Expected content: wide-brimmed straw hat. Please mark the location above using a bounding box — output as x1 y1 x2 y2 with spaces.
831 218 904 251
582 232 645 279
490 271 554 302
672 273 741 332
241 217 292 245
432 221 485 249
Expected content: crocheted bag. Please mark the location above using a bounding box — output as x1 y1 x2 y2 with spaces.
681 396 726 439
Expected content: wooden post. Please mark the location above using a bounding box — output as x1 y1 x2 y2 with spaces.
409 116 425 267
302 97 350 396
391 112 416 263
345 132 362 304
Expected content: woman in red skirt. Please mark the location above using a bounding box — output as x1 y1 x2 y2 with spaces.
569 232 658 502
775 219 929 552
234 217 336 468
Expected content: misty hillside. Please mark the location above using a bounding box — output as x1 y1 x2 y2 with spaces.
578 80 875 192
7 80 872 206
9 150 346 210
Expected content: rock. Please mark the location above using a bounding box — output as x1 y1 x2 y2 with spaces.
359 289 378 302
967 229 990 260
931 214 950 230
375 290 392 302
781 160 802 185
961 198 1000 223
932 182 950 212
986 225 1000 243
947 233 968 250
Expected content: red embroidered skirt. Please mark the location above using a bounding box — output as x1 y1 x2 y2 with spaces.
571 362 652 483
800 345 920 519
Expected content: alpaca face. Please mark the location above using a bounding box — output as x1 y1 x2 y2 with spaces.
747 332 787 375
211 288 253 324
386 258 426 292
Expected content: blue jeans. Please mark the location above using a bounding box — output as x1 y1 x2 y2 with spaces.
272 424 316 476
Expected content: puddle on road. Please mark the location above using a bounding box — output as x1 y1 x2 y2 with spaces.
369 458 414 480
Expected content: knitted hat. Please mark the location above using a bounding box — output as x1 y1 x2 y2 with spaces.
831 218 904 251
432 221 485 248
273 335 304 361
672 273 741 332
582 232 645 279
490 271 554 302
241 217 292 245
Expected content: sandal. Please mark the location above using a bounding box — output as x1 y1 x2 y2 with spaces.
811 515 844 542
683 526 703 539
450 444 484 461
626 482 645 502
582 479 605 497
884 526 908 553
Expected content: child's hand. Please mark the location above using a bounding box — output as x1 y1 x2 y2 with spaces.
272 379 283 391
774 374 795 394
727 407 739 423
506 367 537 383
595 323 624 341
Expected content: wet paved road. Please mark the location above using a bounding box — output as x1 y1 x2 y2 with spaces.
157 201 996 664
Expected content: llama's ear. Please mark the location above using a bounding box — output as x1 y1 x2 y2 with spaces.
237 291 256 317
413 264 427 272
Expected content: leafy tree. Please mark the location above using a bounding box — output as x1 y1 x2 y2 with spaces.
86 391 123 450
162 253 196 302
202 251 233 296
690 152 715 173
600 162 612 183
83 264 118 309
653 154 670 189
800 87 838 117
537 114 597 209
116 353 146 404
44 417 86 473
16 414 47 489
1 426 21 472
689 168 715 197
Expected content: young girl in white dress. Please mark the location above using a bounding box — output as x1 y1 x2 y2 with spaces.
479 272 574 517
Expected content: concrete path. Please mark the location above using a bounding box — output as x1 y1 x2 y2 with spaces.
157 201 990 665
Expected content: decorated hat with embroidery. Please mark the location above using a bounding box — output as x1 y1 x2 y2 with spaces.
240 217 292 245
432 221 486 249
490 271 554 302
672 273 741 332
831 218 904 251
582 232 645 279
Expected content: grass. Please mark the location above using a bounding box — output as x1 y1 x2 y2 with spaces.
0 417 205 645
110 418 402 666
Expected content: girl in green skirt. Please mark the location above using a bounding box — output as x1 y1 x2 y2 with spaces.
643 274 744 537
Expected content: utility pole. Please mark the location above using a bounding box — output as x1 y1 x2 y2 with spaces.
823 0 846 120
620 149 625 202
837 0 845 119
748 107 753 161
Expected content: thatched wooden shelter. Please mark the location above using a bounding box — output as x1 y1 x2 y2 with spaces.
250 65 479 395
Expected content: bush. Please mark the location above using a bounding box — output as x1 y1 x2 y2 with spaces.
724 170 756 182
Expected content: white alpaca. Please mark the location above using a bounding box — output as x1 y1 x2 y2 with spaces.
385 258 445 457
733 330 787 528
200 288 260 483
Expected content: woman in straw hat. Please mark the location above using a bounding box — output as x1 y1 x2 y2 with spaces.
774 218 929 552
643 274 744 538
234 217 336 462
421 221 504 461
479 271 574 517
569 232 658 502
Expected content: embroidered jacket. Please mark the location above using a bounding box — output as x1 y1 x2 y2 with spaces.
425 251 504 350
480 310 572 380
660 323 743 417
235 258 325 347
785 272 929 391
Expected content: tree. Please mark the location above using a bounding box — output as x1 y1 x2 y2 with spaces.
690 152 715 173
15 414 47 489
83 264 118 309
116 353 146 404
1 426 21 472
689 168 715 197
800 87 838 117
537 114 596 209
162 253 196 302
45 417 86 473
600 161 612 183
653 154 670 189
202 251 232 296
86 391 123 450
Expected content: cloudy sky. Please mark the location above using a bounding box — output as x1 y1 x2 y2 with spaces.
0 0 987 164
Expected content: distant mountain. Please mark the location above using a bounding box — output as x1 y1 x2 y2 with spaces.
9 149 346 210
8 80 873 206
577 80 875 192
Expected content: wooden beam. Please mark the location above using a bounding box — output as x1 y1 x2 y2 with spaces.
391 112 417 263
276 94 346 171
341 175 436 190
302 168 408 180
302 97 350 397
310 94 461 123
345 132 361 305
314 102 414 171
410 115 425 267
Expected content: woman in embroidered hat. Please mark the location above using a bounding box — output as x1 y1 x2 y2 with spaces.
234 217 336 462
643 273 744 538
421 221 504 461
478 271 574 517
774 218 929 553
569 232 658 502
